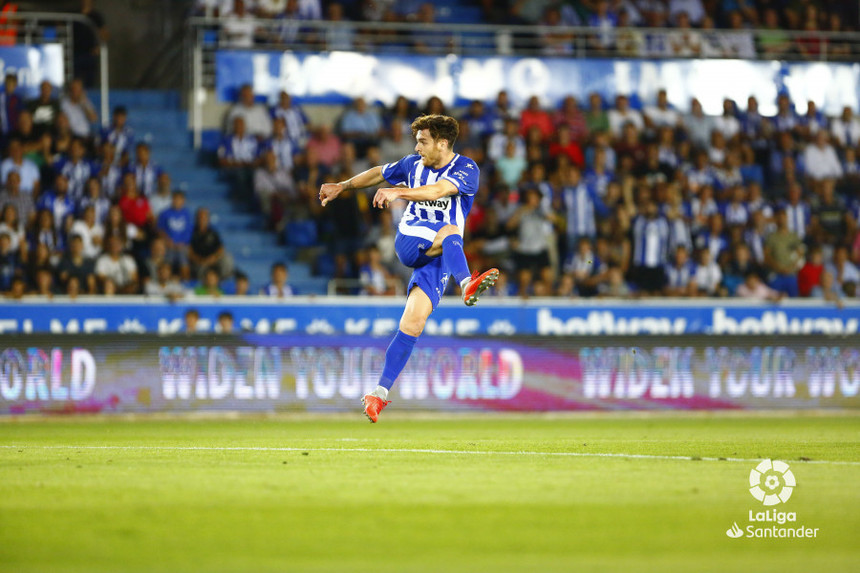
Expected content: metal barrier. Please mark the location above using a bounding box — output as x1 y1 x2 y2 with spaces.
186 17 860 84
5 11 109 126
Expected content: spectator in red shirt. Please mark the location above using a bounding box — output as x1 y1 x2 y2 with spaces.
117 172 152 230
554 95 588 143
519 96 554 142
549 124 585 168
797 245 824 297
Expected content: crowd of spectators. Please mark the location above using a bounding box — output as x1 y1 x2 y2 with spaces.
0 74 303 299
216 79 860 302
194 0 858 60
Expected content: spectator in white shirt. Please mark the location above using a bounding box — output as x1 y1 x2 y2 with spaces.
669 0 705 25
60 79 98 139
221 0 258 48
699 15 726 58
694 248 722 296
297 0 321 19
255 0 287 17
487 118 526 162
70 205 104 259
0 139 40 195
682 98 712 149
669 12 702 57
721 11 756 59
802 131 843 181
712 98 740 140
826 245 860 289
144 262 185 300
95 235 138 294
225 84 272 138
608 94 644 138
830 106 860 149
644 89 681 130
149 173 174 218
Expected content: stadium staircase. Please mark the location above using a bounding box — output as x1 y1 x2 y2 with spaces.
90 90 328 294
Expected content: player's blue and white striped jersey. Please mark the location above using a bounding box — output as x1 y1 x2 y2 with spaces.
381 153 479 234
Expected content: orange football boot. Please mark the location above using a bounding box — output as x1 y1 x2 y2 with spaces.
462 268 500 306
362 394 391 423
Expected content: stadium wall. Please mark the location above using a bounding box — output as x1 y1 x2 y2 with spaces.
1 300 858 414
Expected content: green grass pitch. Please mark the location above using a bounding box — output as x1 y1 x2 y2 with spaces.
1 412 858 572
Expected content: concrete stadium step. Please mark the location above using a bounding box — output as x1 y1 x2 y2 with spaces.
139 131 192 148
95 89 297 290
223 230 281 250
169 168 226 187
291 277 329 295
208 205 258 224
215 213 264 231
182 192 234 210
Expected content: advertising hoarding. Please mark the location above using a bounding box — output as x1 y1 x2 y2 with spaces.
2 334 857 414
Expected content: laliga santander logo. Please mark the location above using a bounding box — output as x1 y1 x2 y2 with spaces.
725 459 818 539
749 459 795 506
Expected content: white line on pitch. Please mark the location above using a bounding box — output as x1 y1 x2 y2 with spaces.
1 444 859 465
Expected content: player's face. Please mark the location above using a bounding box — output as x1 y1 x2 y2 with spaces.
414 129 443 167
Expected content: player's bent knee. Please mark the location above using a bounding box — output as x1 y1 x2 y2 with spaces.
426 225 461 257
437 224 460 239
399 316 426 337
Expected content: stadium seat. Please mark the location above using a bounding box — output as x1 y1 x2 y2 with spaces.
284 220 319 248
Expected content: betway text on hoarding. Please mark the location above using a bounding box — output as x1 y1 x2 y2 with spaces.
0 299 857 336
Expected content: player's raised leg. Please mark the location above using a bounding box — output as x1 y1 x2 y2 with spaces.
426 224 499 307
363 287 432 422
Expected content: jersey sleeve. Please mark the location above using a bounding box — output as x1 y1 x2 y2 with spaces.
442 157 480 196
381 155 413 186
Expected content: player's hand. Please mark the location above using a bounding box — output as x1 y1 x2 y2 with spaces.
373 188 400 209
319 183 342 207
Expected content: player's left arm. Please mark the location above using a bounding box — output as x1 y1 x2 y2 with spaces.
372 179 458 209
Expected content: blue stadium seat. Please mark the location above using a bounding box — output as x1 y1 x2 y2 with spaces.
284 220 319 248
314 253 336 278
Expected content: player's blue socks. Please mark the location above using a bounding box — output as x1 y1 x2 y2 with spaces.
441 233 471 285
378 329 419 390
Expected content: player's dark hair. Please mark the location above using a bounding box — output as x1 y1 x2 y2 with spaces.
411 114 459 148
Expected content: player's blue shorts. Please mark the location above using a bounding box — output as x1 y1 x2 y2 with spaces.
394 220 450 309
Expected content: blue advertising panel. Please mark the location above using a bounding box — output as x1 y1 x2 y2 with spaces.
0 44 65 96
214 50 860 115
0 299 857 336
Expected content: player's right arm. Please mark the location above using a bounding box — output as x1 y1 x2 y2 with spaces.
319 165 385 207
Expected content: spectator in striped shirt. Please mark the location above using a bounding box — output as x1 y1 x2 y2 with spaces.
260 261 296 297
663 245 696 297
630 200 669 295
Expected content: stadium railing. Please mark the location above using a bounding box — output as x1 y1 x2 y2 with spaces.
4 11 109 126
184 17 860 63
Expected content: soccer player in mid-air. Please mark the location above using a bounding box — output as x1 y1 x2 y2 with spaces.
319 114 499 422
